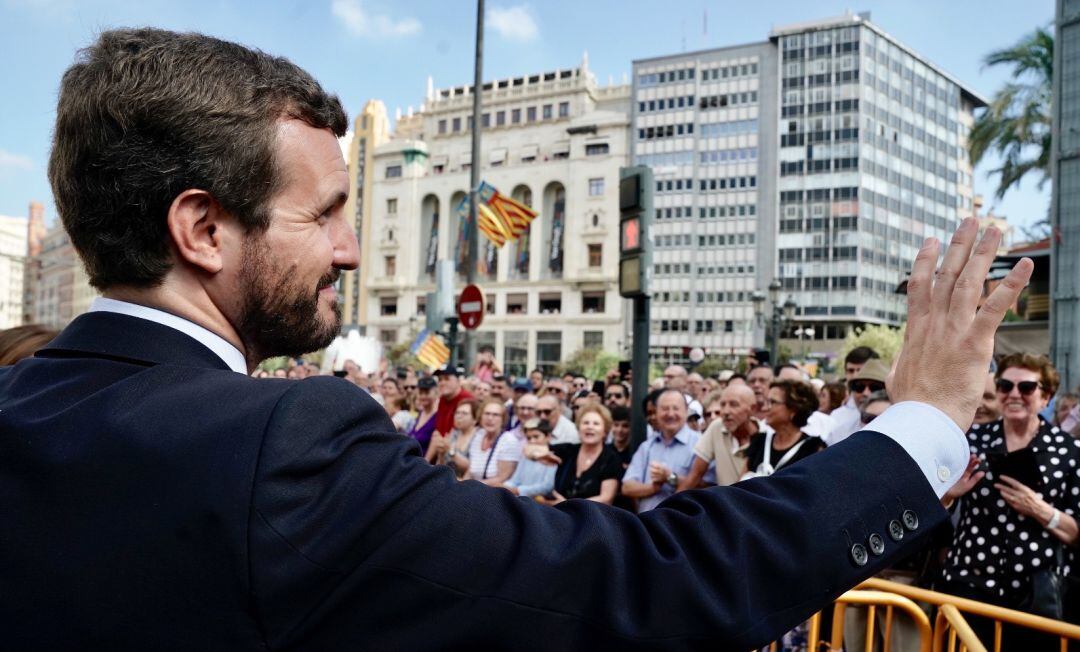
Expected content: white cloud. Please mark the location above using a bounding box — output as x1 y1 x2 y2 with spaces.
0 149 33 172
487 5 538 42
331 0 421 38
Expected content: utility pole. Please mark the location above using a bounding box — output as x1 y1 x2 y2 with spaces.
463 0 484 373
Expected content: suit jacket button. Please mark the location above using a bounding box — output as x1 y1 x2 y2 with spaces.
851 543 869 566
888 520 905 541
902 509 919 531
868 533 885 556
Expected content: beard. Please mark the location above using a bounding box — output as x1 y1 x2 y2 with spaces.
237 236 342 363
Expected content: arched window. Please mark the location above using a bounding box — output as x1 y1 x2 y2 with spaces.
542 182 565 280
419 194 440 282
508 185 532 280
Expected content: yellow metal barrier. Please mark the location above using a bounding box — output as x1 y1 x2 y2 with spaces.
762 578 1079 652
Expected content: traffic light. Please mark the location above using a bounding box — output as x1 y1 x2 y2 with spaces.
619 166 653 298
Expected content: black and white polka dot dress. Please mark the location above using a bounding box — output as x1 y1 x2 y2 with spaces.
941 417 1080 601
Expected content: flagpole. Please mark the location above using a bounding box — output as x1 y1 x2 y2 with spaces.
463 0 484 374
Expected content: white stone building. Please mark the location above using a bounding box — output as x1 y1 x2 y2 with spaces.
362 57 631 376
0 215 28 329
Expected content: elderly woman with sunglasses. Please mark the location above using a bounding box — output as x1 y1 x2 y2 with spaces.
938 353 1080 646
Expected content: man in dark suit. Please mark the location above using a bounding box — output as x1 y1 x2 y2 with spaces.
0 28 1033 650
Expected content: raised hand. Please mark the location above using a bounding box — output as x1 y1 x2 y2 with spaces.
887 218 1034 431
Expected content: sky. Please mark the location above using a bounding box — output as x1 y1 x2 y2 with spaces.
0 0 1055 237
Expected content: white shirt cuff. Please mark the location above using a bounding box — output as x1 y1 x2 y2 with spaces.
864 401 967 500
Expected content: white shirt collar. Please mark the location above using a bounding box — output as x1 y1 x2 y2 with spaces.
89 297 247 374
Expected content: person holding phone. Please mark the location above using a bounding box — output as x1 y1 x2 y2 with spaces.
939 353 1080 647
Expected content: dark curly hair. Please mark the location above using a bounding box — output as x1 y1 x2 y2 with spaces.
769 380 820 428
49 28 347 289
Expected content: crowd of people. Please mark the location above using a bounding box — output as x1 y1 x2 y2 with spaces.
5 321 1079 647
253 341 1080 638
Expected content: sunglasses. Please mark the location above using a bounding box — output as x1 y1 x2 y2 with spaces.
403 385 417 391
605 393 624 400
546 388 564 394
705 410 722 418
996 379 1042 396
536 408 554 416
849 380 885 394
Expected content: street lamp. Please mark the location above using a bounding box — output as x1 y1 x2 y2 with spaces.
754 281 797 367
795 326 816 361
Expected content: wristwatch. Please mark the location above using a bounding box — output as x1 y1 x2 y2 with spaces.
667 471 678 487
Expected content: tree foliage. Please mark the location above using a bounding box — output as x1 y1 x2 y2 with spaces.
969 27 1053 200
554 348 621 380
836 324 906 368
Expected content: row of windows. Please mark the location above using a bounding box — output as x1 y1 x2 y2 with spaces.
699 119 758 137
696 288 755 302
699 147 757 165
698 91 758 109
780 187 860 203
861 277 898 294
782 99 861 117
864 72 959 133
651 203 760 221
860 156 957 208
778 247 858 262
654 263 755 277
779 157 860 175
436 102 570 135
864 101 963 160
698 176 758 191
862 41 962 109
638 67 696 86
780 127 860 147
660 289 753 303
778 276 859 290
653 232 757 248
638 123 695 140
778 215 859 233
637 151 695 168
782 70 860 88
699 62 759 80
638 96 694 113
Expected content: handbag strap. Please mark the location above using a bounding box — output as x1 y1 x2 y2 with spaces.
482 431 505 479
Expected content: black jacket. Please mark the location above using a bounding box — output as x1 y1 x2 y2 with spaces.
0 311 946 650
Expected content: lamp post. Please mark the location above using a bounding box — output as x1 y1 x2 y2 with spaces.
752 280 797 366
794 326 816 362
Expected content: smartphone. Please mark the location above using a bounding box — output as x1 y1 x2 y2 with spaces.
987 448 1043 490
618 360 631 379
332 370 348 378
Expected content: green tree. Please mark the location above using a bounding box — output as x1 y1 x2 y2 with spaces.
969 27 1053 203
554 348 620 380
836 324 906 368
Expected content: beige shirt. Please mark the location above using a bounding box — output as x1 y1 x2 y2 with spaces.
693 418 769 487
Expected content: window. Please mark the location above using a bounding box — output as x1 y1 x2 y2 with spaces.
380 296 397 316
385 165 402 179
503 330 528 378
535 331 562 375
588 244 602 268
486 293 496 315
542 104 553 120
512 108 521 124
386 198 397 214
583 331 603 349
507 293 527 314
438 120 447 134
496 111 506 126
384 255 396 276
588 178 605 196
452 117 461 132
558 101 569 117
585 143 609 156
527 106 537 122
539 293 562 314
379 329 397 345
416 296 426 316
481 113 490 128
582 291 605 314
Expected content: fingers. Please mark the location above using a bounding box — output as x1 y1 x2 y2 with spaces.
930 218 980 317
949 226 1003 323
972 257 1035 342
906 237 940 331
997 474 1019 488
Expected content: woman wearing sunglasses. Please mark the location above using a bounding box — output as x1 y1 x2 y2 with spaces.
938 353 1080 648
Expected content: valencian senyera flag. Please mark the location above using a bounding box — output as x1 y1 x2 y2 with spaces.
409 329 450 370
455 181 539 247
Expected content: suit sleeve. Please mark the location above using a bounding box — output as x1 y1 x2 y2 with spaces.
248 378 947 651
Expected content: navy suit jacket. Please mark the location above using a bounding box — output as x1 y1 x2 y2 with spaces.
0 312 946 650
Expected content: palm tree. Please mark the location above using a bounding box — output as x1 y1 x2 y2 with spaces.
968 27 1053 201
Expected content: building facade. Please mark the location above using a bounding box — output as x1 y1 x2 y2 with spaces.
0 214 28 329
632 42 779 365
342 100 391 333
27 224 97 329
633 12 985 364
361 57 631 377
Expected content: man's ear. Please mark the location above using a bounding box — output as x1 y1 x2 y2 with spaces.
166 189 231 274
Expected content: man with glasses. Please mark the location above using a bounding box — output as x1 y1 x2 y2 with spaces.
544 378 573 419
536 394 579 445
505 393 539 441
604 383 630 411
826 358 888 446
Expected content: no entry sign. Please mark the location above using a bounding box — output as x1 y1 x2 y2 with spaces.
457 284 484 330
